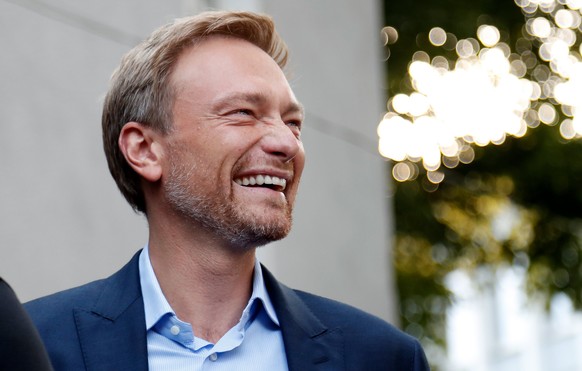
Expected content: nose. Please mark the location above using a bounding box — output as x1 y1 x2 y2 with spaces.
261 120 302 163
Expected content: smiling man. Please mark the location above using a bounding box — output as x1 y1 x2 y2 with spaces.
25 11 429 371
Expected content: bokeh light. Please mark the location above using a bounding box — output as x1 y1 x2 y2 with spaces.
378 25 535 176
380 1 582 181
518 0 582 139
429 27 447 46
382 26 399 45
477 25 501 47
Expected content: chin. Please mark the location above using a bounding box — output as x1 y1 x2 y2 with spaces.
224 217 292 250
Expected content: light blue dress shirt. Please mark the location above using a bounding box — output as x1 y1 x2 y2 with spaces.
139 245 288 371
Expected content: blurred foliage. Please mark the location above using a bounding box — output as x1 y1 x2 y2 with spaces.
383 0 582 359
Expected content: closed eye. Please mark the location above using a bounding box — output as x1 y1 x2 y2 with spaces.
287 120 302 138
287 121 301 129
232 109 253 116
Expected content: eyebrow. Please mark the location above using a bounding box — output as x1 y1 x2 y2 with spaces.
213 92 305 119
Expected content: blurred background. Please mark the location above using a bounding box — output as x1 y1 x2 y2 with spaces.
2 0 582 370
382 0 582 370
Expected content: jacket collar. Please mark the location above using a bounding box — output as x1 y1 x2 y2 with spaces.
261 265 344 371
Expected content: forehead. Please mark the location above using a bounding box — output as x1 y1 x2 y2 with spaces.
170 36 295 100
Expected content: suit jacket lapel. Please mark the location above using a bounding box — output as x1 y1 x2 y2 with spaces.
262 265 344 371
74 252 148 371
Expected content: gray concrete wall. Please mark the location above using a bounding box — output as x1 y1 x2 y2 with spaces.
0 0 396 323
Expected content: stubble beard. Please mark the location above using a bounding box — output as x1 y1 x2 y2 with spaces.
164 157 293 250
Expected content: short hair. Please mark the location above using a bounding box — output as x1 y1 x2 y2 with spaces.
102 11 289 214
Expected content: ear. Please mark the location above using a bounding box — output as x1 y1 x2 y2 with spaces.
118 122 163 183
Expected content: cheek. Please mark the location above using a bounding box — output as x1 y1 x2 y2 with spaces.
294 148 306 176
229 136 266 166
231 144 249 159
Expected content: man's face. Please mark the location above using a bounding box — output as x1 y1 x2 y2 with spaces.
160 36 305 249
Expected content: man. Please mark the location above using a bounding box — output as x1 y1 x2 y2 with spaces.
0 278 53 370
26 11 429 370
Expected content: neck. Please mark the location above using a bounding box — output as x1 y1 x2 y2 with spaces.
147 213 257 343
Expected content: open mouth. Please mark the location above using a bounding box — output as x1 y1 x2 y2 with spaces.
234 174 287 192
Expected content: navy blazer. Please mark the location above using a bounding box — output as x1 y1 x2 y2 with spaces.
25 251 429 370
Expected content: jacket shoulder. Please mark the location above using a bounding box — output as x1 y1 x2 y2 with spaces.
293 289 405 338
25 250 142 322
293 289 430 370
25 278 107 321
261 264 430 370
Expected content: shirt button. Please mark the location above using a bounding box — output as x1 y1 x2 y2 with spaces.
209 353 218 362
170 325 180 335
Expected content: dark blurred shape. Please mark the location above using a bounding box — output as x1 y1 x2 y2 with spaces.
0 278 53 371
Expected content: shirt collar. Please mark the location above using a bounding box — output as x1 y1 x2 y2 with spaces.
249 253 280 326
138 244 280 332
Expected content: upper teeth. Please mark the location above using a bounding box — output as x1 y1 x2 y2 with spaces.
235 175 287 190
